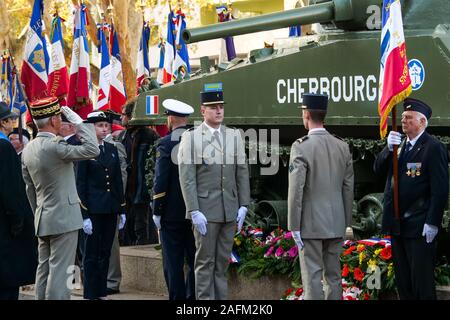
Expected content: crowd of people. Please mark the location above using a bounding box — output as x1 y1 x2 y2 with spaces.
0 86 448 301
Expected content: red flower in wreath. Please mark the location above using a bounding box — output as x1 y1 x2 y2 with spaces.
353 267 365 281
295 288 303 297
342 264 350 277
343 246 356 256
380 246 392 261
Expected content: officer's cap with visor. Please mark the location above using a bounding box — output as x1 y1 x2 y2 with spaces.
403 98 432 120
84 111 109 123
162 99 194 117
301 93 328 111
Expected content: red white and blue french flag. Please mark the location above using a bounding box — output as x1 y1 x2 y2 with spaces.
20 0 49 103
47 15 69 103
108 24 127 113
146 95 158 115
67 4 92 119
136 22 151 92
162 11 176 84
96 24 111 110
378 0 412 138
172 10 191 80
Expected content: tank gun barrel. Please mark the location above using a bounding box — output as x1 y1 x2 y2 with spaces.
182 0 357 44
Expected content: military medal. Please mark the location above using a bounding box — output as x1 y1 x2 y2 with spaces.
406 163 415 178
415 163 422 176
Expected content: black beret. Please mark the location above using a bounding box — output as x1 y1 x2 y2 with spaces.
403 98 432 120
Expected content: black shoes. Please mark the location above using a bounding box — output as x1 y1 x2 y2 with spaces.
106 288 120 295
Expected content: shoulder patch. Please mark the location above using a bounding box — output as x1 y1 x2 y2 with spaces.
296 135 309 144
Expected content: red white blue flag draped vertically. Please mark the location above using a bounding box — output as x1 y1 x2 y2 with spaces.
108 24 127 113
172 10 191 80
136 22 151 91
162 11 176 84
378 0 412 138
67 4 92 119
96 24 111 110
20 0 50 103
48 15 69 103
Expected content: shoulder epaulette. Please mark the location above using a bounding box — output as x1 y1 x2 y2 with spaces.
296 135 309 144
54 136 66 143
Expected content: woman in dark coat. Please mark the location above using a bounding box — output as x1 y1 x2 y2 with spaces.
0 102 37 300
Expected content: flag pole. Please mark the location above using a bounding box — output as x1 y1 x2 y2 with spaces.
391 106 400 220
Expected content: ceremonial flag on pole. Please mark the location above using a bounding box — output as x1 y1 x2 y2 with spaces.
67 4 92 119
12 71 28 115
156 40 165 84
96 24 111 110
108 23 127 113
20 0 49 102
378 0 412 138
162 11 176 84
1 55 13 108
47 15 69 102
289 25 301 37
172 10 191 81
216 5 236 62
136 22 151 91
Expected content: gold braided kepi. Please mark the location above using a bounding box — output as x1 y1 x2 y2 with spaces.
30 97 61 120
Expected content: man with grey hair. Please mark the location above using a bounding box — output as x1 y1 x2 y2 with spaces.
374 97 449 300
22 97 100 300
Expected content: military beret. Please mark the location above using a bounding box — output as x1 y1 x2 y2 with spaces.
403 98 432 120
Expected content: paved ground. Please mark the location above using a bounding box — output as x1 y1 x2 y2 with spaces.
19 285 167 300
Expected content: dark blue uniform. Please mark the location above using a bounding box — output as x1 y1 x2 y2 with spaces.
374 131 449 299
153 126 196 300
76 141 125 299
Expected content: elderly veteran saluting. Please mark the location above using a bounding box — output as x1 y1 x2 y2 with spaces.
22 97 100 300
374 98 449 300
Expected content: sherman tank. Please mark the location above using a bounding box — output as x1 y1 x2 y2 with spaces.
132 0 450 257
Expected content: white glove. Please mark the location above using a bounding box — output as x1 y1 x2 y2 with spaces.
236 206 247 233
153 215 161 230
119 214 126 230
387 131 402 151
191 210 207 236
422 223 438 243
61 106 83 125
292 231 304 249
83 218 93 235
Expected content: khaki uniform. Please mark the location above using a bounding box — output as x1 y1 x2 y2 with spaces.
288 129 354 300
178 123 250 299
22 123 99 300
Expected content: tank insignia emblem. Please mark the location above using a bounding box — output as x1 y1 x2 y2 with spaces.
408 59 425 91
145 95 159 115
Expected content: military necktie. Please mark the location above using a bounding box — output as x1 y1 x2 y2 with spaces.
99 145 105 154
213 130 222 149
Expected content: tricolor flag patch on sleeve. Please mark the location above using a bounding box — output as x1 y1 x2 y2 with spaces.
146 95 159 115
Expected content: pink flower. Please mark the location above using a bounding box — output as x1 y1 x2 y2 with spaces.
264 246 275 257
275 247 284 257
288 246 298 258
284 232 293 240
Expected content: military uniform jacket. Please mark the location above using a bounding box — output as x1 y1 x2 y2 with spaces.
287 130 354 239
373 131 449 237
22 123 100 237
76 141 126 219
178 123 250 223
153 126 189 222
